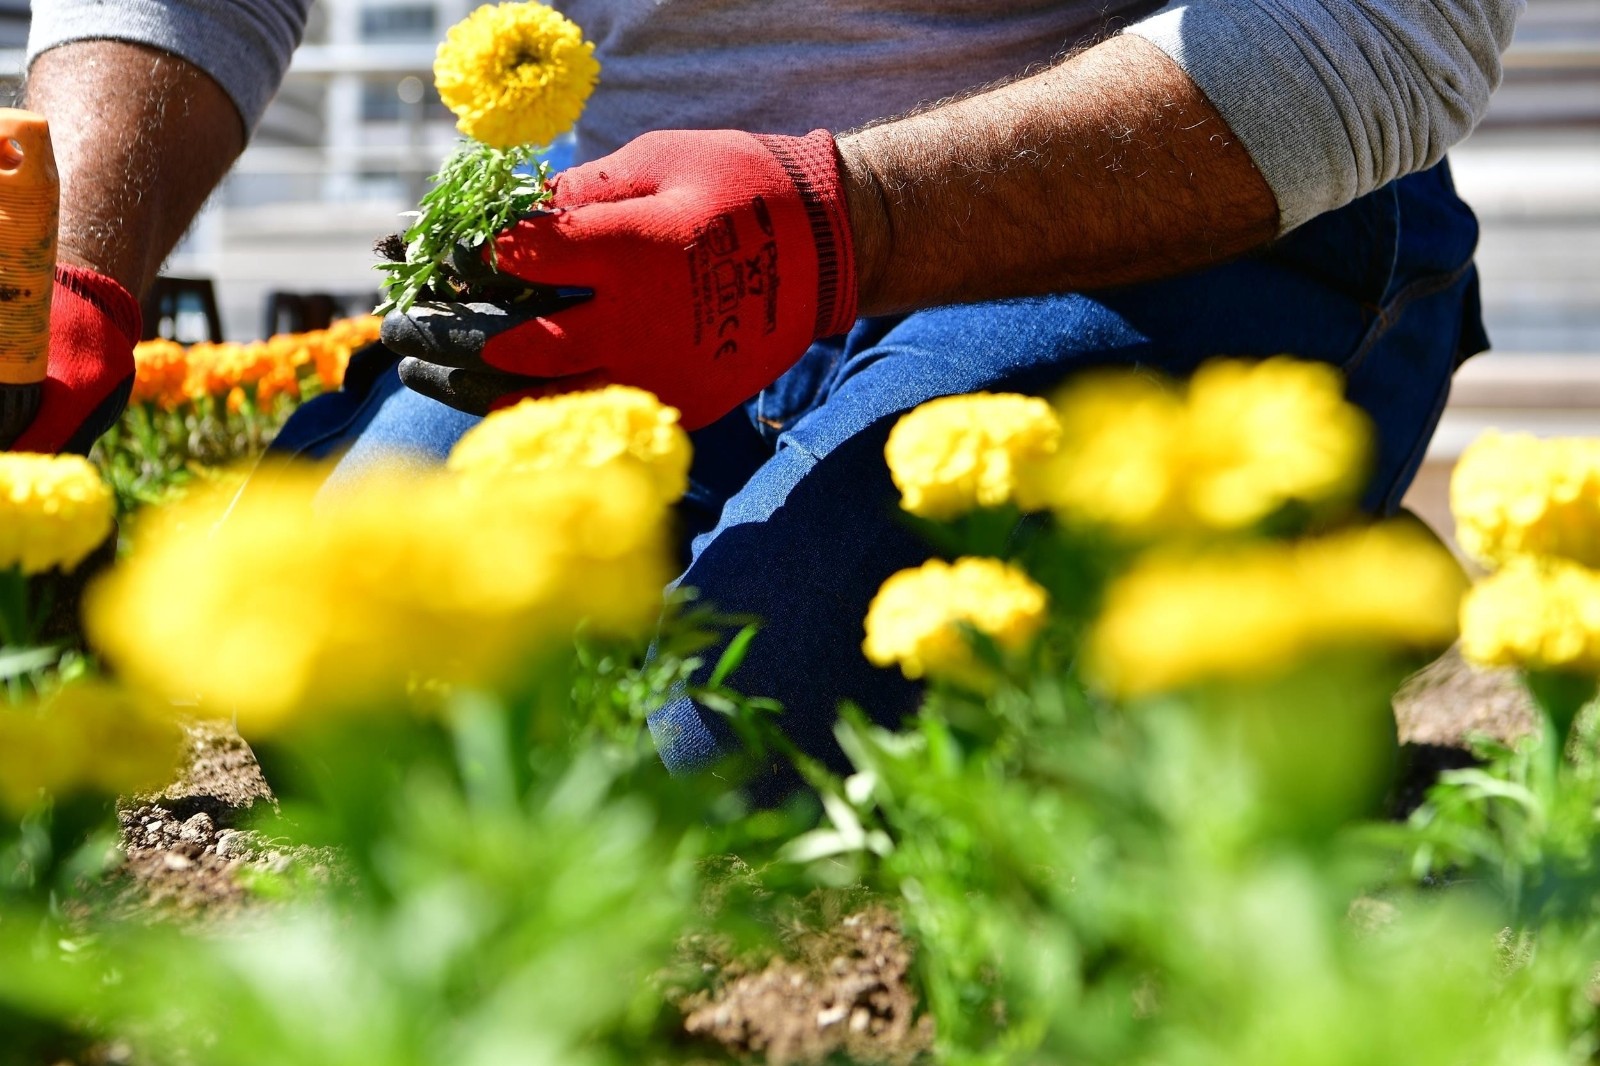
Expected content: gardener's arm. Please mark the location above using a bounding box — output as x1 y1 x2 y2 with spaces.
24 43 245 299
838 34 1278 316
841 0 1522 314
13 0 310 452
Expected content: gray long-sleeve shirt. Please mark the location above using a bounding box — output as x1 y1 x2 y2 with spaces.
26 0 1522 232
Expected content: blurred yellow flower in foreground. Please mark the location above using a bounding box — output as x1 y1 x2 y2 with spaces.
87 460 671 735
1452 430 1600 571
449 386 691 504
1461 557 1600 674
0 453 114 574
1182 358 1370 530
885 358 1371 535
1086 523 1465 697
0 682 182 814
1037 370 1188 531
863 557 1048 688
1048 358 1369 536
884 393 1061 520
434 1 599 148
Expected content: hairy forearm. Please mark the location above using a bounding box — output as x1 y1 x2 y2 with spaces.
839 34 1279 317
24 41 245 299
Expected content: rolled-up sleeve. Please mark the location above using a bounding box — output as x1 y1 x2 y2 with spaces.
27 0 314 133
1127 0 1523 232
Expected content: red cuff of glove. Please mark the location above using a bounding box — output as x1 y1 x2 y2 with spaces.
748 129 860 339
12 264 142 455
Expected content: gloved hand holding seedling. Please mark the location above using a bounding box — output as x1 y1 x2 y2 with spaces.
378 1 860 428
375 1 599 315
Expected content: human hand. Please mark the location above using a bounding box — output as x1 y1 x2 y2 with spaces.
10 265 141 454
382 128 858 429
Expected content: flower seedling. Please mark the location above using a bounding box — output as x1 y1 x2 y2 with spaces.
376 1 599 315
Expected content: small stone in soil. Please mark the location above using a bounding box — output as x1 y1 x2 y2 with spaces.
179 813 214 843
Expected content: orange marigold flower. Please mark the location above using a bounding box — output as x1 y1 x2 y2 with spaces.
131 339 189 409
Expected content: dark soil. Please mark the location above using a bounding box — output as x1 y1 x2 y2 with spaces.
100 644 1528 1063
110 721 336 922
681 905 933 1065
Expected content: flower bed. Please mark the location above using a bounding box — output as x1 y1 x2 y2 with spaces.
93 316 382 509
1 353 1598 1064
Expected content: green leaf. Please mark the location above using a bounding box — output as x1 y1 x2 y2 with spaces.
708 624 760 690
0 645 62 681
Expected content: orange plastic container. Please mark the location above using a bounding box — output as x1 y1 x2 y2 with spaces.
0 108 57 445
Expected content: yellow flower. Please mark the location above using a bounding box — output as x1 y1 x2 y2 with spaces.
434 2 600 148
0 454 114 574
1451 430 1600 571
862 557 1048 687
1460 556 1600 673
884 393 1061 520
1182 357 1369 529
1035 358 1370 536
1086 523 1465 697
0 682 182 814
1035 370 1187 532
87 460 672 735
448 385 692 505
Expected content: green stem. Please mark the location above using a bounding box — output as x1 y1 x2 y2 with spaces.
0 566 33 704
0 566 31 649
1524 669 1599 755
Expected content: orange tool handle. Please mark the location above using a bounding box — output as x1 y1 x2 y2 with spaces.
0 109 58 387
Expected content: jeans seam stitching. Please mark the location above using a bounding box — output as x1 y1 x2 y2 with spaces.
1343 259 1475 378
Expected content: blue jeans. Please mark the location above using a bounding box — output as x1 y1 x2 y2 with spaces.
272 160 1487 780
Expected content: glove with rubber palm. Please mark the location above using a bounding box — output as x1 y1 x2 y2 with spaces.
382 128 859 429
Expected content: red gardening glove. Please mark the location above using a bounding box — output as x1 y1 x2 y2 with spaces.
11 265 140 454
383 129 858 429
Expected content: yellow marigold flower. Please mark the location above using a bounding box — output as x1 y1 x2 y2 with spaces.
1182 357 1369 529
1036 358 1371 536
1452 430 1600 571
1086 523 1465 697
884 393 1061 520
0 454 114 574
0 682 182 814
434 2 600 149
1038 371 1187 532
87 461 671 735
1460 556 1600 673
862 556 1048 688
448 385 691 504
